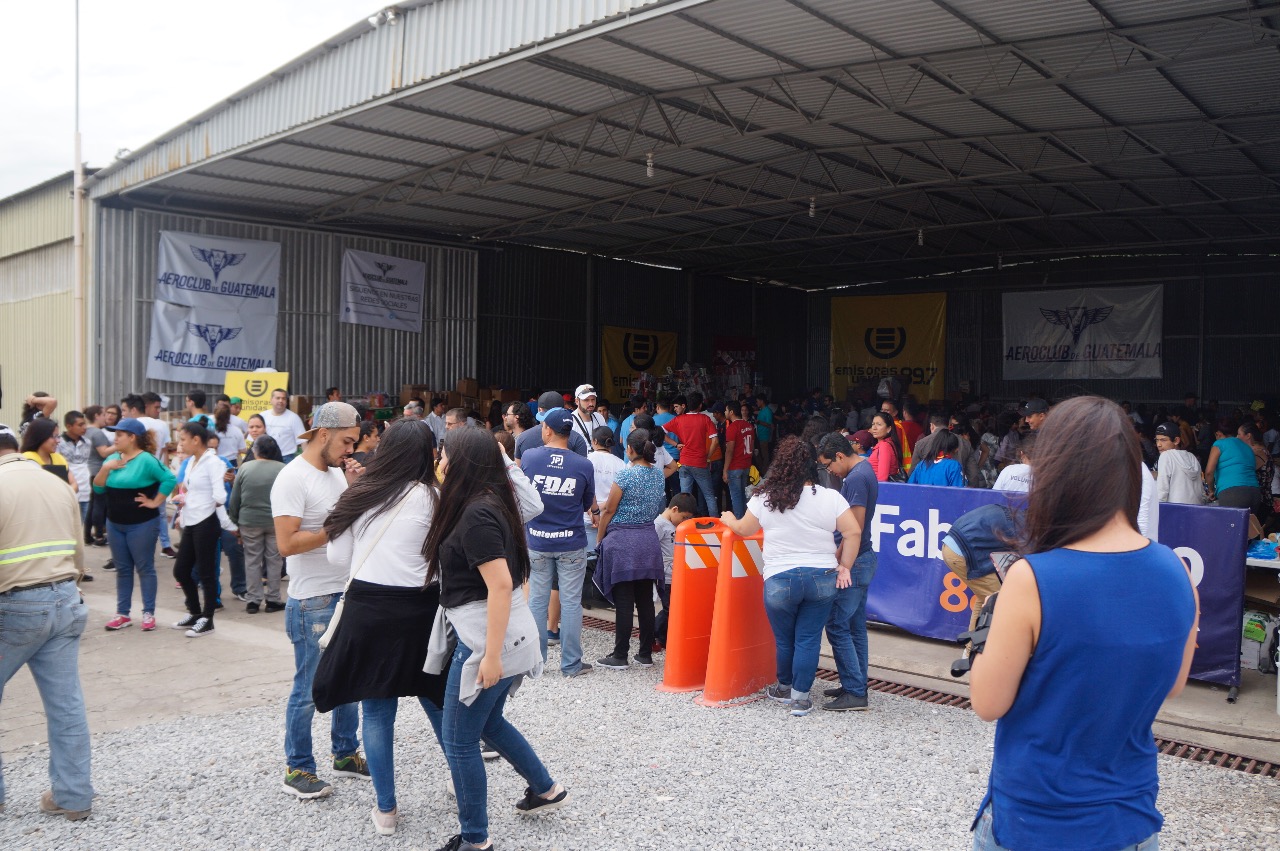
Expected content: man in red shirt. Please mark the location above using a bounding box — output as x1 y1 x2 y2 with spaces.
881 398 922 473
722 401 756 518
664 391 719 516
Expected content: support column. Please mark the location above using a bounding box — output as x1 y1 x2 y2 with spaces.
685 270 695 364
586 255 598 381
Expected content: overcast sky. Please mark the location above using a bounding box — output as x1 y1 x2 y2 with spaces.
0 1 383 199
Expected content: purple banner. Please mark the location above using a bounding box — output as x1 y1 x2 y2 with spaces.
866 484 1248 687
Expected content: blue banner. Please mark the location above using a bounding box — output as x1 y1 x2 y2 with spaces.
866 484 1248 687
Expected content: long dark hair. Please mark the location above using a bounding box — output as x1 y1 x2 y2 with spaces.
754 435 818 513
214 402 232 433
628 427 657 464
20 417 58 453
324 419 438 540
871 411 902 464
632 413 666 448
179 421 210 444
423 426 530 586
1022 396 1141 553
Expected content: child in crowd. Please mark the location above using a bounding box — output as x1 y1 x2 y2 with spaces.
653 493 697 648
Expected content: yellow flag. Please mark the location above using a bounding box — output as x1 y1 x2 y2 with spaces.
830 293 946 401
223 371 290 416
601 326 678 402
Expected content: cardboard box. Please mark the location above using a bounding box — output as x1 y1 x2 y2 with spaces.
1245 572 1280 611
462 396 479 412
456 377 479 397
498 389 522 403
289 395 313 420
400 384 432 406
446 392 463 409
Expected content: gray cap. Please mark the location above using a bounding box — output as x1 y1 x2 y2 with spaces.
537 390 563 412
299 401 360 440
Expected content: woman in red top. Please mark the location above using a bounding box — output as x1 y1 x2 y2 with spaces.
867 412 901 482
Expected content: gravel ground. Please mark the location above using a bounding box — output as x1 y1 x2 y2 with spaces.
2 629 1278 850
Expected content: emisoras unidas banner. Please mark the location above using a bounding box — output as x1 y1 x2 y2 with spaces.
1002 285 1162 380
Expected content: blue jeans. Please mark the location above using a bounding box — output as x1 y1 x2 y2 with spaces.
972 803 1158 851
362 697 443 813
108 517 160 616
528 548 587 674
219 529 246 596
284 594 360 773
763 568 838 696
443 643 555 845
157 497 172 548
77 501 89 526
678 465 718 516
726 468 748 518
825 549 879 697
0 580 93 811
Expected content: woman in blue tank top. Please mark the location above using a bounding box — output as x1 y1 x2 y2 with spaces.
968 396 1199 851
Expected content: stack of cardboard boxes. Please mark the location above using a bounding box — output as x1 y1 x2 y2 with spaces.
400 378 522 413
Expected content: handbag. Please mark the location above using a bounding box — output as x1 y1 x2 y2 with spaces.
318 488 414 650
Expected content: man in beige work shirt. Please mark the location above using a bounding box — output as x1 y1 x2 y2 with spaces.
0 427 93 820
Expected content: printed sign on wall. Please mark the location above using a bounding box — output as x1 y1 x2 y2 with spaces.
830 293 947 401
1002 285 1162 379
146 301 278 385
601 325 678 402
223 371 291 417
340 249 427 333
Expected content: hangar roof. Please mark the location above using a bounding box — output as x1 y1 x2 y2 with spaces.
87 0 1280 289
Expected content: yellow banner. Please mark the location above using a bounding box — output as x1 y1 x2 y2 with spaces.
223 371 291 416
601 325 678 402
830 293 946 401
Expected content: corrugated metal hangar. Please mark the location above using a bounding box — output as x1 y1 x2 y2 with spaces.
16 0 1280 412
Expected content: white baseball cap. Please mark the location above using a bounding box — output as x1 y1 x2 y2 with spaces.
574 384 598 400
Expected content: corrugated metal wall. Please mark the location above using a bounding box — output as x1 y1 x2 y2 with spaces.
0 177 72 259
92 205 476 405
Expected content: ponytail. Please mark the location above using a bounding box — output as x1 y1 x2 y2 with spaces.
629 428 658 464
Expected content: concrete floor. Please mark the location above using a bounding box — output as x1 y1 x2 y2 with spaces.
5 546 1280 769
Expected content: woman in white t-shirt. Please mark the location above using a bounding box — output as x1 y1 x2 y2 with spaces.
586 426 626 550
720 436 860 716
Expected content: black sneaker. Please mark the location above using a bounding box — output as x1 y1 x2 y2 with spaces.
332 752 371 780
764 682 792 704
171 614 200 630
102 559 116 571
634 655 653 667
595 655 628 669
92 537 108 547
435 834 492 851
823 692 870 712
282 768 332 800
823 685 845 698
234 591 251 603
81 573 94 582
246 602 260 614
185 617 214 638
265 601 286 612
514 783 569 815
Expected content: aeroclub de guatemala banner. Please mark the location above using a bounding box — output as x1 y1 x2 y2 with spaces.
146 231 281 384
601 325 678 402
830 293 947 402
1002 285 1162 380
340 249 427 333
866 484 1247 687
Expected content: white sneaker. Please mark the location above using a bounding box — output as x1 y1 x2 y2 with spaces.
371 805 397 836
185 617 214 638
445 775 456 798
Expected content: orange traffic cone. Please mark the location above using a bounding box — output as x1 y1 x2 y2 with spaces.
696 531 775 707
656 518 725 693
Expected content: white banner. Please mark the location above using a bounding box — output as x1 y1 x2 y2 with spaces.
340 249 426 333
155 231 280 311
145 300 278 385
1003 285 1163 380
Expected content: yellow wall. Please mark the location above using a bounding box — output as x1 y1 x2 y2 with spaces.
0 292 76 432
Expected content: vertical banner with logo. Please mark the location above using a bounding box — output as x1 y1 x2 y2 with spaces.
830 293 946 402
601 325 679 402
867 484 1246 688
340 249 427 333
1002 285 1162 379
146 231 281 384
223 371 291 417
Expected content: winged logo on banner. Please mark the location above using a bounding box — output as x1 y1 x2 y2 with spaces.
1039 306 1113 345
187 322 242 355
375 262 396 275
190 246 246 283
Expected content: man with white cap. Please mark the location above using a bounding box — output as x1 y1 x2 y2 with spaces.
569 384 607 448
271 402 368 800
514 391 589 460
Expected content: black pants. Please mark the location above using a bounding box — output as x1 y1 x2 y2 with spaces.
174 514 221 620
86 491 108 542
612 579 655 660
654 581 671 644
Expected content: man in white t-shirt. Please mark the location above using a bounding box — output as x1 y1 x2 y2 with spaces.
261 389 307 460
271 401 365 800
569 384 607 448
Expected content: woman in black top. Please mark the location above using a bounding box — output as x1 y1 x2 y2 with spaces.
422 427 568 851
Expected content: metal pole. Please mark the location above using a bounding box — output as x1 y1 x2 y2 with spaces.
72 0 86 408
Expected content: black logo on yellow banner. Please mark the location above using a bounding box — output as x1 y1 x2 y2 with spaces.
245 378 270 397
623 333 660 371
864 327 907 360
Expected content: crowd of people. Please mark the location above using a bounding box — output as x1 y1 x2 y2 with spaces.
0 377 1270 850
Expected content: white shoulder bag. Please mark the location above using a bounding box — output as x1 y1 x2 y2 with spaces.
318 488 415 650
